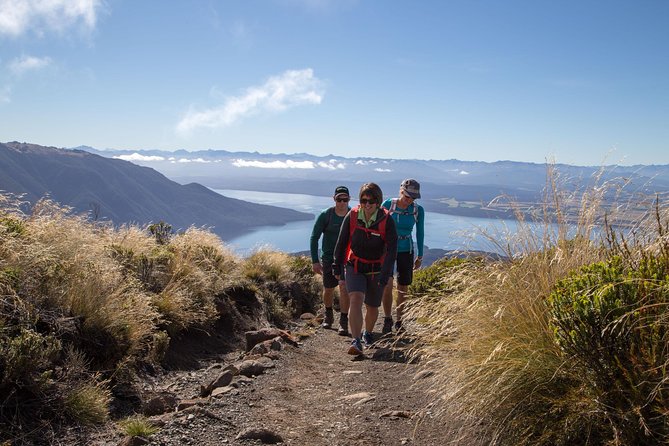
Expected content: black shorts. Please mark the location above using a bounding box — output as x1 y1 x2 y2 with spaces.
344 264 383 307
390 251 414 286
322 260 339 289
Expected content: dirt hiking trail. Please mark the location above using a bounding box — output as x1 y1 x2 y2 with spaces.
74 316 451 446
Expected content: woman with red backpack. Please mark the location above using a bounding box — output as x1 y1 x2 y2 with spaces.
333 183 398 355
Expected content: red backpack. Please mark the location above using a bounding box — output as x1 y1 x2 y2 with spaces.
345 206 388 274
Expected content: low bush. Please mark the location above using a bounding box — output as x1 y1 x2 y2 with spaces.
548 249 669 443
409 257 466 297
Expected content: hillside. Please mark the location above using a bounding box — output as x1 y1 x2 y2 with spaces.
0 142 312 240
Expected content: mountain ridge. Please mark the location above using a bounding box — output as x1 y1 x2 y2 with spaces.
68 144 669 222
0 142 313 240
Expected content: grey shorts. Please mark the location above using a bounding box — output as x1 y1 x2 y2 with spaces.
344 264 383 307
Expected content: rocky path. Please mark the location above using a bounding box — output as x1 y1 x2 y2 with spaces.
87 317 449 446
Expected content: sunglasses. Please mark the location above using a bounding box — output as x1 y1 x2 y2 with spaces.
359 198 377 205
336 197 350 203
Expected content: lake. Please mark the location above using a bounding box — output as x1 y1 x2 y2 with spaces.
215 189 550 256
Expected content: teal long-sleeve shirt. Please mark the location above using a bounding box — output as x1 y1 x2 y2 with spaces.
381 198 425 256
309 207 348 263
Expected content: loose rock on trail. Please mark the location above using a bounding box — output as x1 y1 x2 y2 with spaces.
77 315 450 446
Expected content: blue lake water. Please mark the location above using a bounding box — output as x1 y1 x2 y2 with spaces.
214 189 553 256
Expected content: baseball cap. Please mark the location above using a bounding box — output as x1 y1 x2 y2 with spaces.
400 179 421 199
334 185 350 197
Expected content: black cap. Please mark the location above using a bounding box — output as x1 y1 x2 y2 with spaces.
334 186 349 197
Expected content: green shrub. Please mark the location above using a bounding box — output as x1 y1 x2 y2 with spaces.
0 328 61 384
409 257 466 297
548 254 669 443
148 221 172 245
0 215 26 236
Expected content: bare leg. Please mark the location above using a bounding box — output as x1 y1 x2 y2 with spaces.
396 284 408 322
382 280 394 318
338 281 350 313
323 287 335 308
348 291 364 339
365 304 379 333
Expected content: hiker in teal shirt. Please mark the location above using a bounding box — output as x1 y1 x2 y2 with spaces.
380 179 425 334
310 186 351 335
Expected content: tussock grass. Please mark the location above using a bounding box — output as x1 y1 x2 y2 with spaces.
64 378 112 425
0 194 318 442
241 248 321 325
243 247 294 283
119 415 159 437
404 166 663 445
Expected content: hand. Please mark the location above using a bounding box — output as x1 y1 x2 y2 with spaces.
413 257 423 270
312 263 323 275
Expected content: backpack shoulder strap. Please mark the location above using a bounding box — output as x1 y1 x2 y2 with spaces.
389 198 398 215
348 207 359 238
375 207 389 242
323 206 335 230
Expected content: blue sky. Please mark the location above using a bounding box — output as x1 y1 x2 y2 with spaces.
0 0 667 165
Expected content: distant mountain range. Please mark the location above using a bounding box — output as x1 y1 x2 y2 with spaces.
0 142 312 240
74 145 669 219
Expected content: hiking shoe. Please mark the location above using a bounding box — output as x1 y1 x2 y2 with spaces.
348 338 363 355
322 308 334 329
382 317 393 335
362 330 374 347
394 320 404 332
338 315 349 336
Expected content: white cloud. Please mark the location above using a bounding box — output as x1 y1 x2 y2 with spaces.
355 159 377 165
318 160 345 170
459 170 470 175
374 168 392 172
232 159 316 169
176 68 325 135
177 157 211 163
0 0 102 37
9 55 52 76
114 153 165 162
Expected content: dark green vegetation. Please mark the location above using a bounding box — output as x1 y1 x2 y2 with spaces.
0 195 320 445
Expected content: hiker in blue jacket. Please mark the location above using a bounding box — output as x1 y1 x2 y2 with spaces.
333 182 398 355
381 178 425 334
310 186 351 335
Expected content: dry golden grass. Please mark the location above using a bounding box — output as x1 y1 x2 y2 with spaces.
242 247 294 283
404 166 650 445
64 378 112 425
1 193 320 442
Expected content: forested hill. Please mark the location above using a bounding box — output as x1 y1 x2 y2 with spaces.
0 142 312 240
